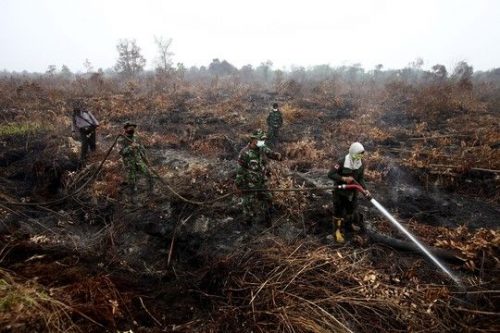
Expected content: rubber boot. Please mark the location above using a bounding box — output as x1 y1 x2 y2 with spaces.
345 214 354 233
333 218 345 244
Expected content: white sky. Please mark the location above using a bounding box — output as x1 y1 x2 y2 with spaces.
0 0 498 72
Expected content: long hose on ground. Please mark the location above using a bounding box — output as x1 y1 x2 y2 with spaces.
0 135 123 207
0 135 337 207
147 162 339 205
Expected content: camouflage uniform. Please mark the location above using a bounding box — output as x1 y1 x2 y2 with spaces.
235 140 281 224
266 108 283 146
119 134 153 198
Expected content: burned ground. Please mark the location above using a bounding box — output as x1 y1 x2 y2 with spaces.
0 74 499 332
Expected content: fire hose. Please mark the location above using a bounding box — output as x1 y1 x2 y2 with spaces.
338 183 463 287
0 136 464 286
0 134 124 207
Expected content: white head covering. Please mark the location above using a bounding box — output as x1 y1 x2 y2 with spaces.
344 142 364 170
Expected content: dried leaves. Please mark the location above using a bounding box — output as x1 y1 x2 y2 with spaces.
434 226 500 272
198 238 495 333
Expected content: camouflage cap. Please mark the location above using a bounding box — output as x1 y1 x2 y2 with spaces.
123 121 137 129
250 129 267 140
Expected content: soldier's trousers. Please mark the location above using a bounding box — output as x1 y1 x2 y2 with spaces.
267 127 280 146
242 190 273 224
79 127 96 162
124 159 154 194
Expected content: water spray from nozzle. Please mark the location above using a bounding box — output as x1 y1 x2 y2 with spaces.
337 184 463 287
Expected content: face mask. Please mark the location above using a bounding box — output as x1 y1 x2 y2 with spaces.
272 108 278 112
351 153 364 161
256 140 265 147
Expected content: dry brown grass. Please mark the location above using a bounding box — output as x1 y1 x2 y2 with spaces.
0 268 78 332
189 134 235 158
90 159 123 199
281 103 303 122
197 237 496 333
269 163 309 216
285 138 325 162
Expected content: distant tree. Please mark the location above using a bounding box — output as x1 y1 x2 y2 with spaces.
273 69 285 89
176 62 186 79
60 65 73 80
310 64 333 81
239 64 255 82
115 39 146 76
46 65 57 76
431 64 447 80
289 66 306 83
452 61 473 89
372 64 384 82
208 58 237 76
256 60 273 82
61 65 71 75
346 63 364 82
154 36 174 72
410 57 424 70
83 59 94 73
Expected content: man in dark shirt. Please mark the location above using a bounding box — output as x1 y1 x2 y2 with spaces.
71 100 99 164
328 142 371 243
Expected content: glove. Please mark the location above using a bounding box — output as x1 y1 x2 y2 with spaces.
364 190 372 199
342 176 355 184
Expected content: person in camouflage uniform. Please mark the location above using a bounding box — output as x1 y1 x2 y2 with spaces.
235 129 282 225
119 121 154 202
266 103 283 146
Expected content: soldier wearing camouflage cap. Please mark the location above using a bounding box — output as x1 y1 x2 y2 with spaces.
119 121 154 204
235 129 282 225
266 103 283 146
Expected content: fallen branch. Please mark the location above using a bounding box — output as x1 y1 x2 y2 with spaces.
429 164 500 174
409 134 472 140
364 222 464 263
139 297 162 326
168 214 192 267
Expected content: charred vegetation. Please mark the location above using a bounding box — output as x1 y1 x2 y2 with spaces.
0 62 499 332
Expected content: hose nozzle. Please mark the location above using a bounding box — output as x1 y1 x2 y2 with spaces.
337 184 370 198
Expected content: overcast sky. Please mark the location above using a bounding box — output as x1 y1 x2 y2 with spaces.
1 0 498 72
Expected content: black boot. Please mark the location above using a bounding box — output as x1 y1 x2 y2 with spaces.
345 214 354 233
